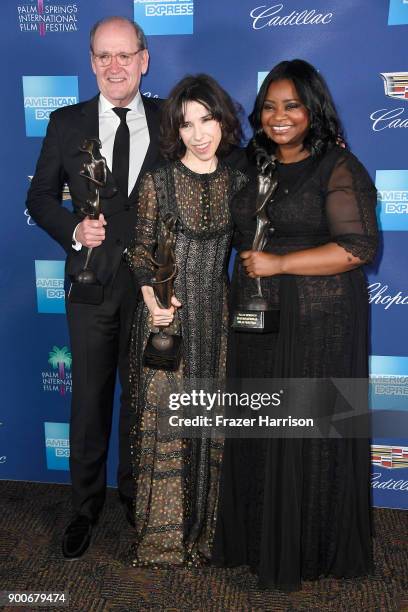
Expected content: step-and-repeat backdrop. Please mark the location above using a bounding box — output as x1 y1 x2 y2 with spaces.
1 0 407 509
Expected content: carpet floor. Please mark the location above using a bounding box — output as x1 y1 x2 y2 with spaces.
0 480 406 611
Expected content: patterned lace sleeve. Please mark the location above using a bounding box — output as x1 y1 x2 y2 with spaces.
126 172 159 288
324 151 379 263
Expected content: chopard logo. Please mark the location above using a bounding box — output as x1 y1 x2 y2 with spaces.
368 282 408 310
250 4 333 29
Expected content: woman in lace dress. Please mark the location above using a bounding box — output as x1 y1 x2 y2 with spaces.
126 74 246 566
213 60 379 591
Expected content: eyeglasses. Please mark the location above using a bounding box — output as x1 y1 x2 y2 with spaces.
92 49 144 67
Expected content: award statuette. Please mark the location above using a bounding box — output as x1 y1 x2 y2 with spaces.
143 212 183 371
68 138 107 305
232 152 280 333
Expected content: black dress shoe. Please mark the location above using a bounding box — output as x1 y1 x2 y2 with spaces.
119 493 135 527
62 515 94 559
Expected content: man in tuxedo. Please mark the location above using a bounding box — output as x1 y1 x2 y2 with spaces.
27 16 162 558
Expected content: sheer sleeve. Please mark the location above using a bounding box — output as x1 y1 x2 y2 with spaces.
324 152 379 263
126 172 159 288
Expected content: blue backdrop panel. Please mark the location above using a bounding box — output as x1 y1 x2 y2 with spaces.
1 0 407 510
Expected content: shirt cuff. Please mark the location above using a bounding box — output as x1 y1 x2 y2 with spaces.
72 224 83 251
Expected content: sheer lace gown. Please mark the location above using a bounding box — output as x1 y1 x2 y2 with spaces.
212 146 379 591
127 160 246 566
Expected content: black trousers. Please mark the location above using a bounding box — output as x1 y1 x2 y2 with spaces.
66 261 138 520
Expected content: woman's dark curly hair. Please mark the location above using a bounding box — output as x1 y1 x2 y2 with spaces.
160 73 243 160
248 59 346 161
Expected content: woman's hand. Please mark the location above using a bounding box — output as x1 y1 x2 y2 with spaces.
170 295 182 311
240 251 283 278
141 286 181 327
242 243 364 277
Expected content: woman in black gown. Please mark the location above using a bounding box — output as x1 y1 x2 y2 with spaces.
126 74 246 566
213 59 379 591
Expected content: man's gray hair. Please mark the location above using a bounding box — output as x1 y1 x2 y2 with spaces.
90 16 148 51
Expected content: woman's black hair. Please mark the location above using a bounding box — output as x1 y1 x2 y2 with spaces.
248 59 345 161
160 73 243 160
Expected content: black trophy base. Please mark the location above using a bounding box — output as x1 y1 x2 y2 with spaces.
232 308 280 333
143 333 182 371
68 280 104 305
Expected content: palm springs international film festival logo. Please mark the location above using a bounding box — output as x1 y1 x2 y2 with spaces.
370 72 408 131
134 0 193 35
22 76 78 137
42 346 72 395
375 170 408 231
388 0 408 26
35 260 65 314
17 1 78 36
44 422 69 470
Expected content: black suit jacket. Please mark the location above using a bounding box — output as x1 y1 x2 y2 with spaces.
27 94 163 286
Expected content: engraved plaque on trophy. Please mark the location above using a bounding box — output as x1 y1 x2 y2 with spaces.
68 138 107 305
143 212 183 371
232 153 280 333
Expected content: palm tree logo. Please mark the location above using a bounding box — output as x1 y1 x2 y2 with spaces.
48 346 72 395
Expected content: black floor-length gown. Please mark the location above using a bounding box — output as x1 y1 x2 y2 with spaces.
213 146 379 591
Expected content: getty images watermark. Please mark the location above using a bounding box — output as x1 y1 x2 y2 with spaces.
168 389 314 431
154 377 397 439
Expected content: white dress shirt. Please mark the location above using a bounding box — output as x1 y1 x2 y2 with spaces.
98 91 149 195
72 90 150 250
